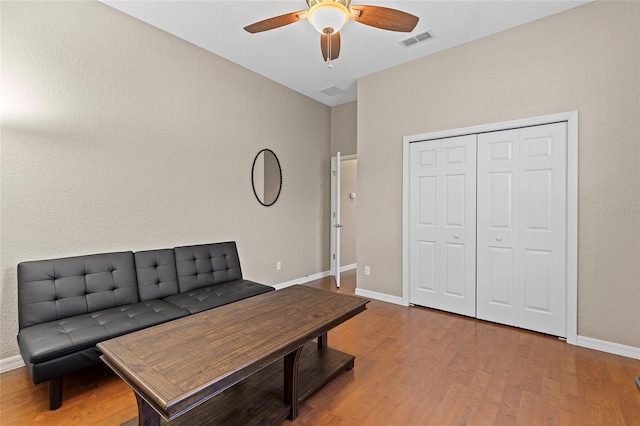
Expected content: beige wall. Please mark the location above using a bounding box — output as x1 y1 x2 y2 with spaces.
0 1 331 359
357 1 639 347
331 101 357 156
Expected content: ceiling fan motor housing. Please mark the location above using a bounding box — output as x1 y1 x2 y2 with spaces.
307 0 351 35
307 0 351 9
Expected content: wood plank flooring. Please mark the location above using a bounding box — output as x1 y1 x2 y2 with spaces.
1 270 639 425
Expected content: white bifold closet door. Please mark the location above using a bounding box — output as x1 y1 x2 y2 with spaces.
409 135 477 317
476 123 567 337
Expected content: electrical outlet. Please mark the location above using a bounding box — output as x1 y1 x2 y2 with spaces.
364 266 370 276
276 261 282 271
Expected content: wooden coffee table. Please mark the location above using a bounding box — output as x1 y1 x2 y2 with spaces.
97 285 369 425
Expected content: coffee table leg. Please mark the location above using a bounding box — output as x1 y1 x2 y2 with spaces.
284 346 303 420
136 394 161 426
317 333 328 350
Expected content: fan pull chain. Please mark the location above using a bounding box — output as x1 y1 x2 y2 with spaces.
326 35 333 69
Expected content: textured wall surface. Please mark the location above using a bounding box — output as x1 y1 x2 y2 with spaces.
331 101 357 156
1 2 331 359
357 1 639 347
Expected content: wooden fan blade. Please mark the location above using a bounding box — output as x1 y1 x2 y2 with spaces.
244 11 306 33
321 33 341 62
351 5 419 32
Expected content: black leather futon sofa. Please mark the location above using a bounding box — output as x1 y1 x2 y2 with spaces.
16 241 274 410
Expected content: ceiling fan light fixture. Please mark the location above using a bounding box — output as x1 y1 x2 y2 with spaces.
307 0 350 35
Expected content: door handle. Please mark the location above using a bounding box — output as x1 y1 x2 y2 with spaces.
453 234 460 239
496 236 502 241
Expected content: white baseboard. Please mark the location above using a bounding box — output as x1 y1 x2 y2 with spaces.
340 263 356 272
272 270 332 290
272 266 355 290
355 288 407 306
576 335 640 360
1 355 25 373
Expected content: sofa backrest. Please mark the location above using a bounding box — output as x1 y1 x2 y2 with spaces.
134 249 180 301
17 251 139 329
173 242 243 293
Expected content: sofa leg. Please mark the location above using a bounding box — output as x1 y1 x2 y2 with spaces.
48 377 63 410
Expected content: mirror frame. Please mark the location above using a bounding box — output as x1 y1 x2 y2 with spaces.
251 148 282 207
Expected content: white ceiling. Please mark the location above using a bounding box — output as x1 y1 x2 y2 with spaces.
101 0 589 107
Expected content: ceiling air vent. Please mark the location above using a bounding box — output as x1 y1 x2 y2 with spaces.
400 29 433 48
319 85 346 97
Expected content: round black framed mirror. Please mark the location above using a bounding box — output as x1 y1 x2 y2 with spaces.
252 149 282 206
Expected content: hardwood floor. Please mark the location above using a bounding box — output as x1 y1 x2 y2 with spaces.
2 269 639 425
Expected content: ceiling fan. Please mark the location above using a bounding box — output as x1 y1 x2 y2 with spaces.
244 0 419 66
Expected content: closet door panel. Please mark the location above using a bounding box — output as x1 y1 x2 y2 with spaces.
438 137 476 316
478 123 567 337
517 123 567 337
409 143 440 308
439 135 476 316
477 130 519 327
487 247 514 307
488 172 513 229
416 241 437 293
443 242 465 297
418 176 437 225
522 249 552 312
409 135 476 317
445 173 466 227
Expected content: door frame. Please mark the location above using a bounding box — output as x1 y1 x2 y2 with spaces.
402 111 579 345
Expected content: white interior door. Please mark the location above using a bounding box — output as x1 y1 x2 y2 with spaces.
476 129 520 327
477 123 567 337
409 135 477 317
330 152 341 288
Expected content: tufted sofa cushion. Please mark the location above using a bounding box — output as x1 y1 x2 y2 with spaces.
134 249 180 301
17 299 189 364
174 242 243 292
163 279 274 314
18 252 139 329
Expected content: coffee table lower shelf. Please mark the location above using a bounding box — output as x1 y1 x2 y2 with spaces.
122 341 355 426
